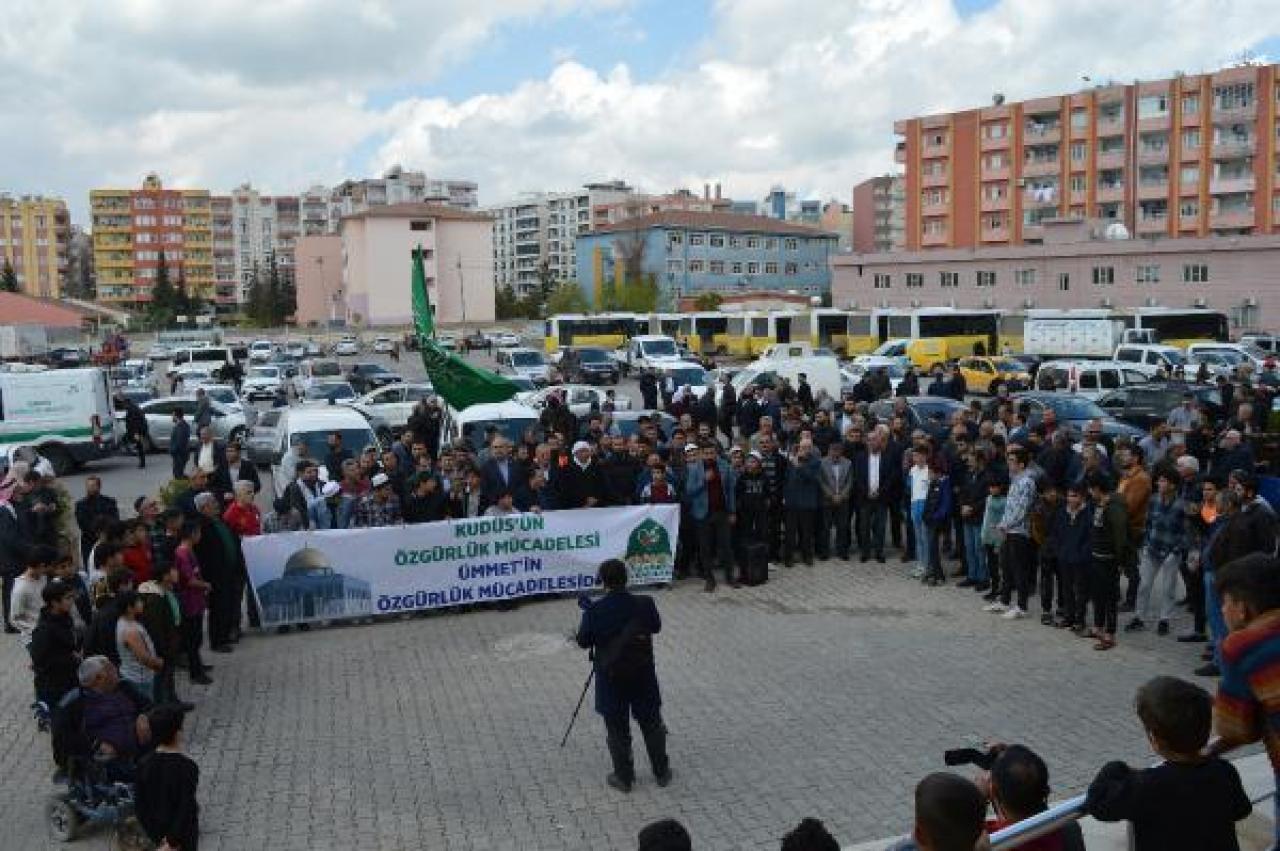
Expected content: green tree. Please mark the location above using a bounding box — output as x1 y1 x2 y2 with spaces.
173 265 191 317
148 250 176 327
618 274 660 313
0 258 18 293
495 285 526 320
245 262 269 326
545 282 590 315
693 291 723 311
266 254 284 325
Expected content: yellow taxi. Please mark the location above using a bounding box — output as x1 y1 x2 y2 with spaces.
956 356 1032 395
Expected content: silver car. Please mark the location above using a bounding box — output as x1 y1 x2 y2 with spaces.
245 408 284 466
136 396 248 451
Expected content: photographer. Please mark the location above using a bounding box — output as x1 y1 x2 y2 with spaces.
575 559 671 793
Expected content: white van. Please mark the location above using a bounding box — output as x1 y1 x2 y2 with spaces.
1112 344 1187 377
620 335 682 373
1033 360 1152 400
731 355 842 401
270 406 380 497
292 358 343 397
0 367 116 474
441 401 540 452
167 346 234 375
1186 342 1267 371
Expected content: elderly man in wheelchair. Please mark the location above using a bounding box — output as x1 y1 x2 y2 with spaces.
46 655 153 846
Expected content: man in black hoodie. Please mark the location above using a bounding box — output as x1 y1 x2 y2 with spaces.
30 579 80 708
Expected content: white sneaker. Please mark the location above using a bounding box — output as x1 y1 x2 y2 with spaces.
983 601 1008 613
909 564 926 578
1002 606 1027 620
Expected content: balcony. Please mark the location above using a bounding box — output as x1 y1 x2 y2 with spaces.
1096 184 1126 204
1137 180 1169 200
1212 137 1255 159
980 134 1010 152
980 226 1011 243
982 164 1010 181
921 200 948 217
1211 101 1256 122
980 194 1010 212
1023 123 1061 144
1137 146 1170 165
1210 208 1255 228
1210 175 1256 194
1096 114 1125 137
1136 114 1171 133
1022 158 1061 178
1021 223 1045 241
921 228 949 247
1095 150 1126 170
1178 179 1202 196
1136 213 1168 234
921 170 949 188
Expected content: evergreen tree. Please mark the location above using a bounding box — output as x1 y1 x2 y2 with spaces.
495 285 524 320
150 250 176 320
266 254 283 325
693 291 723 311
0 258 18 293
545 282 590 315
173 265 191 317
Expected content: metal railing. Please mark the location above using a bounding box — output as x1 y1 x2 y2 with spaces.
989 794 1086 849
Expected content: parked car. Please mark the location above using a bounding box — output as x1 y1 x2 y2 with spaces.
242 365 286 401
302 340 323 357
302 380 358 403
440 401 538 452
655 362 712 399
333 336 360 357
602 410 676 441
249 340 276 363
1033 360 1153 401
841 358 906 396
1112 343 1187 378
869 396 967 443
1239 333 1280 355
559 346 620 385
270 406 380 496
463 331 489 351
346 362 403 394
372 337 394 354
956 356 1032 395
517 384 633 418
992 392 1146 442
146 344 172 361
1095 383 1225 431
48 347 85 368
348 382 436 433
293 358 343 397
282 341 306 359
495 347 552 386
134 396 248 451
489 331 522 348
1185 350 1247 380
245 408 284 467
1186 342 1267 371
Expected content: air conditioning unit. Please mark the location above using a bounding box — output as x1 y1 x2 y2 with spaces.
1193 297 1207 308
1244 297 1258 307
910 299 923 308
947 299 957 308
982 298 995 308
1144 297 1158 307
847 300 859 310
1023 298 1036 309
1100 298 1114 308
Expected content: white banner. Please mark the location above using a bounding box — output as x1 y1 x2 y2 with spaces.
244 505 680 628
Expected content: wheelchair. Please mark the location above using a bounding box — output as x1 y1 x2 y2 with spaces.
45 687 153 849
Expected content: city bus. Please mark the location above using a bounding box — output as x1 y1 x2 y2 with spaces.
794 309 866 355
723 311 801 357
646 313 683 339
543 313 642 354
1131 308 1229 348
680 313 731 355
874 308 1002 362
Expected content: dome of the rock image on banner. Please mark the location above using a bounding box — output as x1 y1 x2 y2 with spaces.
255 545 374 625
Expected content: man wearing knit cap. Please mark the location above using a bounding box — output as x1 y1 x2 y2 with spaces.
555 441 605 509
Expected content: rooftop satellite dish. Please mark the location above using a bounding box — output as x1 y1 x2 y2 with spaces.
992 93 1005 106
1104 222 1130 240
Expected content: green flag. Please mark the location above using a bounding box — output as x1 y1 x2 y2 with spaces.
411 246 520 410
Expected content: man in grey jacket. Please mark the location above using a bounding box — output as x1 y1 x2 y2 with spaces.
819 442 854 560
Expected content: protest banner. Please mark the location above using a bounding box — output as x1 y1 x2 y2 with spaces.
244 505 679 628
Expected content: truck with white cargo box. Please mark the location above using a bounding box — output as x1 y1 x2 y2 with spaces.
0 325 50 360
1023 310 1153 359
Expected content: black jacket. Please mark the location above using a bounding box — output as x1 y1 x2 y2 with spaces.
214 459 260 498
600 454 640 507
75 494 120 541
85 596 124 667
853 450 902 504
576 590 662 717
554 460 606 509
30 608 79 700
0 503 31 578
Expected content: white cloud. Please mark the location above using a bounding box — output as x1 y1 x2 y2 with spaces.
0 0 1277 221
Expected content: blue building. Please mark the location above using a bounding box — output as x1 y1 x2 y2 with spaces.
575 211 838 309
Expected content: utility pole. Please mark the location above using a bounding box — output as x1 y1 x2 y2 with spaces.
456 253 467 324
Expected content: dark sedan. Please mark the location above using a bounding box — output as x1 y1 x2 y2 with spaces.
347 362 403 394
598 410 677 441
988 392 1146 441
560 347 620 385
1095 383 1224 431
869 396 968 443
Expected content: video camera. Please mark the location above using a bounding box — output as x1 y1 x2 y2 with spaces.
943 745 1001 771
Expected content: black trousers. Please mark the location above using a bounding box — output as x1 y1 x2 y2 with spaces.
170 453 187 480
237 562 261 631
603 707 669 783
207 580 238 647
1122 552 1140 608
823 501 852 559
1092 556 1120 634
859 501 888 559
1181 561 1207 633
1039 555 1058 614
767 501 784 562
999 533 1033 610
1068 560 1091 627
986 545 1001 595
154 658 180 704
181 613 207 675
1 573 14 626
127 429 146 467
696 511 733 584
887 500 904 550
784 508 816 565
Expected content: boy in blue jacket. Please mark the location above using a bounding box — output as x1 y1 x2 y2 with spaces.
1051 482 1094 633
922 461 952 586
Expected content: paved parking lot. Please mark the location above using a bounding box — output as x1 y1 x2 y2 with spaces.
0 339 1217 849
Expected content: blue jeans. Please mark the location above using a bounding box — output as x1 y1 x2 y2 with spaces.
1206 570 1228 668
910 501 927 566
963 523 987 582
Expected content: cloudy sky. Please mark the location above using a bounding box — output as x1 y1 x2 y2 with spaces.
3 0 1278 223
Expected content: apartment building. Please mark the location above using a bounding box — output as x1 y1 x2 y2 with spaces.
575 211 839 309
90 174 213 308
65 226 93 299
894 62 1280 250
215 184 301 305
595 184 735 227
328 166 478 232
0 194 70 298
488 181 636 295
852 176 905 254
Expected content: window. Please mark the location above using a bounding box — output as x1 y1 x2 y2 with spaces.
983 183 1006 201
873 273 891 289
1137 94 1169 119
924 159 948 176
689 233 705 246
688 259 705 273
1057 272 1070 291
1180 165 1200 185
1181 128 1201 149
906 273 924 289
976 271 996 288
764 261 778 274
985 122 1007 139
923 219 946 236
668 232 684 246
1014 268 1037 286
728 235 742 248
984 214 1004 230
784 238 799 250
940 271 959 289
709 260 725 274
1136 264 1161 283
746 262 760 275
1070 109 1088 129
134 215 156 227
1070 141 1088 162
1069 174 1087 192
709 234 725 248
1182 263 1209 283
1092 265 1115 286
746 236 760 249
923 188 947 205
1180 199 1200 217
928 132 946 146
731 262 743 274
784 262 798 275
1181 93 1200 114
409 220 431 231
1214 82 1254 110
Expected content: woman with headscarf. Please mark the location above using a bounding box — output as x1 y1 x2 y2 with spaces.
0 462 33 633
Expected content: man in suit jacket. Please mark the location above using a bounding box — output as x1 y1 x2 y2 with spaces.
478 438 526 513
819 442 854 560
575 559 670 793
854 428 902 562
215 441 260 502
190 426 227 477
169 410 192 480
554 442 606 509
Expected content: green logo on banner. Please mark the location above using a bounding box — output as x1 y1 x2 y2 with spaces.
624 518 673 581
